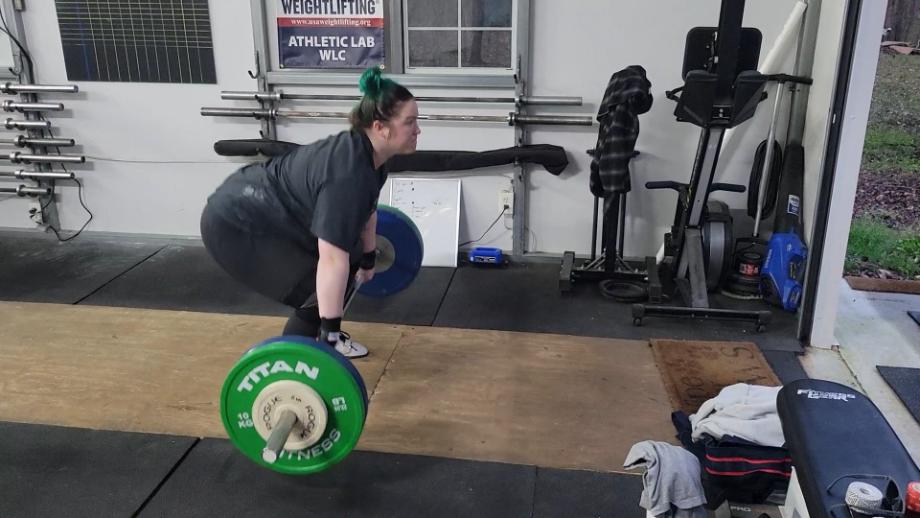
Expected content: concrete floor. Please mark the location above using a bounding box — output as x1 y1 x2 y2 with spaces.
801 279 920 465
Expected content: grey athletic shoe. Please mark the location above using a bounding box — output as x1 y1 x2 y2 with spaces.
334 331 369 359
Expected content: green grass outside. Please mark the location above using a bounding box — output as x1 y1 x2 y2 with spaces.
866 54 920 131
861 126 920 173
845 53 920 278
846 217 920 278
861 54 920 174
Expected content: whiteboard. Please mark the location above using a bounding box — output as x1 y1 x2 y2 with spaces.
387 178 461 267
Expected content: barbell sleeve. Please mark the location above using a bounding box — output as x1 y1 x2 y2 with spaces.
518 96 583 106
200 107 275 118
281 109 351 119
0 170 75 180
4 118 51 130
261 409 299 464
6 136 75 148
418 113 508 123
9 152 86 164
2 100 65 112
1 82 79 94
220 91 283 102
511 114 594 126
0 185 52 196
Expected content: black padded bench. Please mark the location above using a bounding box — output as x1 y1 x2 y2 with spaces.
777 379 919 517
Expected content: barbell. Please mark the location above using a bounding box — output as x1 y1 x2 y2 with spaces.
220 204 423 474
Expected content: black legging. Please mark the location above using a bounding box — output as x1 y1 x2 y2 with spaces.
199 203 357 338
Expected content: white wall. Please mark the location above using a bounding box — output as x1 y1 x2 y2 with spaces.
0 13 14 77
0 0 833 259
528 0 804 256
0 1 257 236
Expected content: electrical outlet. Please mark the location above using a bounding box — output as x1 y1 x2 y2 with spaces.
28 200 43 225
499 190 513 215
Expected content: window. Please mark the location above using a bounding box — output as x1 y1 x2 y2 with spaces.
55 0 216 83
260 0 524 86
402 0 515 73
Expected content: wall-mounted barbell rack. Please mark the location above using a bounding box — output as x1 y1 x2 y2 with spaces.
0 82 85 229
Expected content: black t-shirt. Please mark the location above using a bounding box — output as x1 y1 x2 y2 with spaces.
207 130 387 257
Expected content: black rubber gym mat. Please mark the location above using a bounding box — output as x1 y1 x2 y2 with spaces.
877 366 920 425
80 243 290 316
0 421 196 517
0 232 165 304
533 467 645 518
348 267 455 325
434 261 802 351
762 350 809 384
140 439 536 517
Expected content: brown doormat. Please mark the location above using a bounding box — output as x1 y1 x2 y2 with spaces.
845 276 920 295
650 339 781 415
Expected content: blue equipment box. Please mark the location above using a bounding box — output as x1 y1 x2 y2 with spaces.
468 246 503 264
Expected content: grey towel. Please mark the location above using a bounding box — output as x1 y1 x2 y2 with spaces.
624 441 707 518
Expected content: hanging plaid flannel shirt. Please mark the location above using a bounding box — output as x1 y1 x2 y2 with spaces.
590 65 653 197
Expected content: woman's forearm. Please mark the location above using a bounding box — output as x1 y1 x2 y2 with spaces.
317 239 351 318
361 211 377 254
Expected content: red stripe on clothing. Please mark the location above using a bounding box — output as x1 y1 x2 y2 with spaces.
705 467 791 477
705 454 792 464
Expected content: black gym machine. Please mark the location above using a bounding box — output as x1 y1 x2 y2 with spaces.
634 0 770 329
561 0 812 331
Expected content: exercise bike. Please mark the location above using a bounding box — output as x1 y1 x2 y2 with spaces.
632 0 772 331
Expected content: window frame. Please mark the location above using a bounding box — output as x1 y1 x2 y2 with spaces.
256 0 528 89
400 0 517 75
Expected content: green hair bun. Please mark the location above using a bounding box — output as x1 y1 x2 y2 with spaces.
358 66 386 99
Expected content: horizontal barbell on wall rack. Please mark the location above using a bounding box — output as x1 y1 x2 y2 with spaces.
0 170 75 180
8 152 85 164
3 136 75 147
220 90 583 106
4 118 51 130
201 107 593 126
2 101 65 112
0 185 52 196
0 83 79 94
